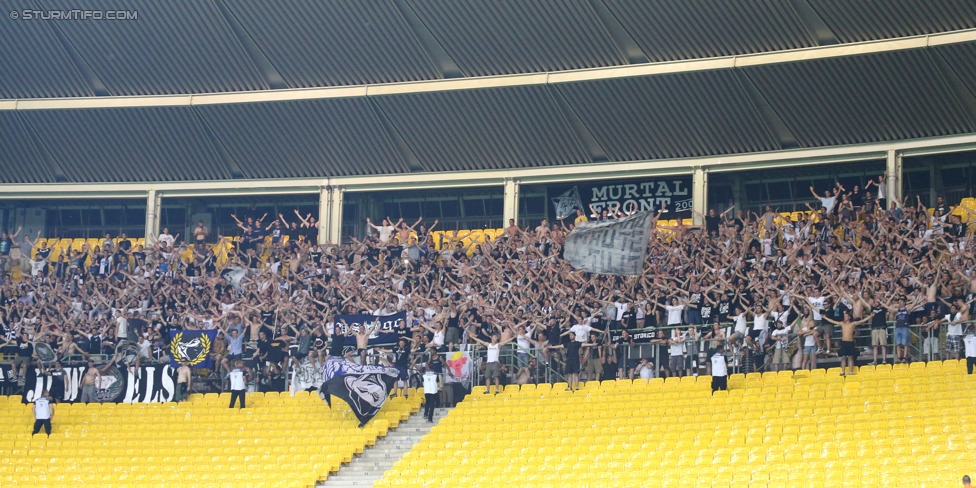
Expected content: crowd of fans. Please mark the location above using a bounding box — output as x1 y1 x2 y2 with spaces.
2 173 976 402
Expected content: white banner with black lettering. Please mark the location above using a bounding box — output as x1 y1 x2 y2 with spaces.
564 211 655 276
23 364 177 404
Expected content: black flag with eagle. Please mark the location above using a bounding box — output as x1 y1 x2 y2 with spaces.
319 357 398 427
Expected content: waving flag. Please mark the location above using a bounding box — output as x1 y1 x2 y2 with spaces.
320 357 398 427
445 349 472 386
564 211 655 275
220 266 247 290
552 186 583 220
169 329 218 369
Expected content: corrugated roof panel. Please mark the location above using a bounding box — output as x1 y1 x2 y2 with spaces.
809 0 976 43
933 42 976 97
557 71 781 161
32 0 266 95
21 107 232 182
0 113 57 183
373 86 590 171
603 0 815 62
0 2 93 98
196 98 410 178
406 0 624 76
744 49 976 148
225 0 440 87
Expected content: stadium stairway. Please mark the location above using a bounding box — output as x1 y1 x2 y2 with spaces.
319 408 448 488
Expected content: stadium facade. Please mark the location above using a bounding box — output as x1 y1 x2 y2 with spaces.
2 1 976 241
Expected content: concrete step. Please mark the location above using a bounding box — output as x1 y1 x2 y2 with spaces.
321 479 377 487
319 408 447 488
356 451 413 460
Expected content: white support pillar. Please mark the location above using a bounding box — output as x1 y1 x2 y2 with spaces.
885 149 902 208
327 186 344 244
692 167 707 225
144 189 160 241
317 186 330 246
503 179 519 227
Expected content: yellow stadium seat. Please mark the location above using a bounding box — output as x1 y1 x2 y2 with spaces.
0 385 421 486
389 363 974 485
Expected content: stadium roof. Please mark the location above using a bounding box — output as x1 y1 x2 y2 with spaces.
2 0 976 184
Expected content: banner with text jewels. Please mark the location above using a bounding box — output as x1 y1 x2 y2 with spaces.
21 363 178 404
549 177 693 220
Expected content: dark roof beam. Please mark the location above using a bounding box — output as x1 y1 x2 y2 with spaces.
366 99 428 173
588 0 649 64
929 50 976 126
14 112 69 182
787 0 839 46
214 0 288 90
32 0 109 97
547 85 608 164
734 70 799 149
189 106 248 179
390 0 464 79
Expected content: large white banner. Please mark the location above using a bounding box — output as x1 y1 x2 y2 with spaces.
564 211 655 275
291 357 324 393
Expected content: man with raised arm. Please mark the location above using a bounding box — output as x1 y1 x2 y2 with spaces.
823 310 874 376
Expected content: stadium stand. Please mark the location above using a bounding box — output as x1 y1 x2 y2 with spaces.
381 362 975 488
4 2 976 487
0 390 421 487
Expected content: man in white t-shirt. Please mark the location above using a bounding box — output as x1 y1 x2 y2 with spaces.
945 304 967 361
569 319 595 343
473 333 513 395
746 306 768 351
799 317 819 371
366 217 400 244
157 228 175 248
668 332 686 378
729 307 748 345
810 185 840 214
963 326 976 375
770 321 790 372
32 389 54 436
801 290 830 354
115 312 129 343
663 298 686 327
634 358 656 380
227 360 250 409
422 369 439 423
613 300 628 321
710 346 728 393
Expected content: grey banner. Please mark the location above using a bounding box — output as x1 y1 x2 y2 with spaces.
564 211 654 275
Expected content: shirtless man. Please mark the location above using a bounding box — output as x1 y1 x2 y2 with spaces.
176 363 192 402
79 357 116 404
353 320 378 365
504 219 519 239
395 217 425 245
824 311 874 376
534 220 549 240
